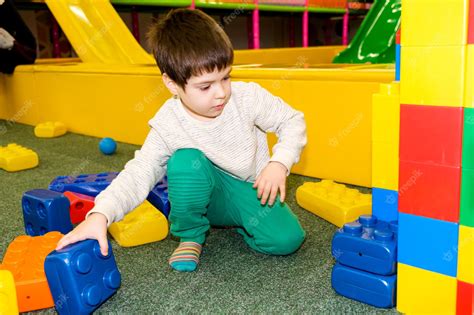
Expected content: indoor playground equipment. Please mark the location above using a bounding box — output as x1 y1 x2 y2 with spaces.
0 0 398 188
333 0 401 63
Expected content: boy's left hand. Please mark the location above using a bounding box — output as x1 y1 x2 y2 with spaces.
253 161 288 206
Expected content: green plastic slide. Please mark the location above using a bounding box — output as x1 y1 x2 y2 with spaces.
333 0 401 64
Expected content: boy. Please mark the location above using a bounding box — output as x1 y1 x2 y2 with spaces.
56 8 307 272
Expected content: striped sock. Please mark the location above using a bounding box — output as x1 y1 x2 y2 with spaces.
168 241 202 272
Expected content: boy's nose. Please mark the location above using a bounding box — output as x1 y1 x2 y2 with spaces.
215 84 226 99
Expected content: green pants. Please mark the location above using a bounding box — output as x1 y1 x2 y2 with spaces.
167 149 306 255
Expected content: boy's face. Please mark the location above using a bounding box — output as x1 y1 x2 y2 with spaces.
164 66 232 121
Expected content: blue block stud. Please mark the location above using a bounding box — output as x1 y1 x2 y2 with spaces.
332 214 398 275
332 263 397 308
44 239 121 315
22 189 73 236
99 138 117 155
147 176 170 217
372 188 399 222
49 172 119 197
398 212 459 277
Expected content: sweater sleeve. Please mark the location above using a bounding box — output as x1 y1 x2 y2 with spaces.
86 126 170 226
248 82 307 174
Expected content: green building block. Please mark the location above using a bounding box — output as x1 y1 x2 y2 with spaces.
463 108 474 169
461 168 474 227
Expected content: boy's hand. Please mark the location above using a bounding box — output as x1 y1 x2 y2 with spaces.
253 161 288 206
56 212 109 256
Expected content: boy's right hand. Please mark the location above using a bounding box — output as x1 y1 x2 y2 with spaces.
55 212 109 256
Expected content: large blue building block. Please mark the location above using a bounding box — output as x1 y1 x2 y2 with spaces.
372 188 399 222
22 189 73 236
395 44 401 81
49 172 119 197
332 263 397 308
44 239 121 314
332 215 398 275
147 176 170 218
398 212 459 277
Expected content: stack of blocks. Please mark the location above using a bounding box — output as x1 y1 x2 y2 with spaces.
395 0 474 313
331 215 397 308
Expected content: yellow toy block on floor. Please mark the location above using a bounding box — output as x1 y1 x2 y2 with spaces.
34 121 67 138
296 180 372 227
397 263 457 314
457 225 474 284
400 46 466 107
108 201 168 247
0 269 19 315
372 82 400 143
401 0 469 47
466 45 474 108
0 143 39 172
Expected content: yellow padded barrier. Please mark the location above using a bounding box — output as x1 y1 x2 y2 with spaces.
400 45 466 107
397 263 457 314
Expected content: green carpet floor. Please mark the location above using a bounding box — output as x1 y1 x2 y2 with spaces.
0 121 399 314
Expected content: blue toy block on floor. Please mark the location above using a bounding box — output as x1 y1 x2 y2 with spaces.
332 215 398 275
398 212 459 277
372 188 399 222
44 239 121 315
332 263 397 308
147 176 170 217
22 189 73 236
49 172 119 197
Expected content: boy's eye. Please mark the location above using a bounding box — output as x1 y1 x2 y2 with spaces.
223 76 231 81
199 86 210 91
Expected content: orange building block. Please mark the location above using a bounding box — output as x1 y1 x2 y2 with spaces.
0 232 63 312
63 191 95 224
457 280 474 315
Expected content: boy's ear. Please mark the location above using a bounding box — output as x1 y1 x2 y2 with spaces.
162 73 179 95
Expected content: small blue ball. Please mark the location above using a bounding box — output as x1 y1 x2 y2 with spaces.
99 137 117 155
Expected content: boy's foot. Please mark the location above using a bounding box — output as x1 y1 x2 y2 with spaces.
169 241 202 272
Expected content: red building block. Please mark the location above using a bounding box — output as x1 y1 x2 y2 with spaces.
400 105 463 167
0 232 63 312
399 160 460 222
396 28 401 45
469 0 474 44
457 280 474 315
63 191 95 224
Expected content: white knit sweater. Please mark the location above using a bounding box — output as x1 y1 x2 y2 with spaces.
90 81 307 225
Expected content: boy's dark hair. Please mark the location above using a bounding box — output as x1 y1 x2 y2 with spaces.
147 9 234 89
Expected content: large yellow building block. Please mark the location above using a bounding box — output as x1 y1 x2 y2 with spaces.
372 82 400 143
0 269 18 315
296 180 372 227
34 121 67 138
108 201 168 247
400 46 466 107
401 0 469 46
372 141 399 191
457 225 474 284
466 45 474 108
397 263 457 314
0 144 39 172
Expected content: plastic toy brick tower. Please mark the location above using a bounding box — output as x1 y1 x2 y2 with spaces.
394 0 474 313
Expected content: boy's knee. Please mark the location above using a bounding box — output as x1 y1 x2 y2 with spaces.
269 226 306 255
168 149 207 174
